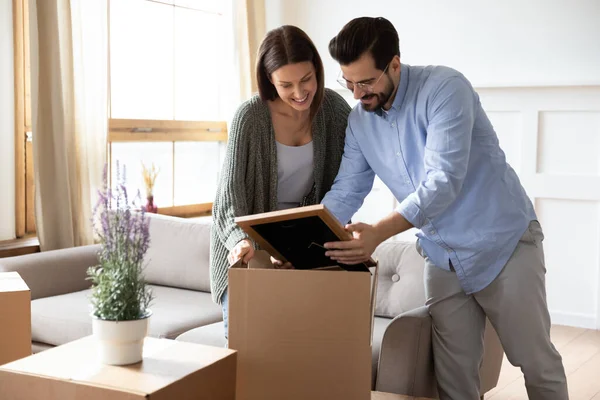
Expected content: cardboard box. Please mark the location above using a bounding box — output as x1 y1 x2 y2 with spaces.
0 272 32 365
229 250 377 400
0 336 237 400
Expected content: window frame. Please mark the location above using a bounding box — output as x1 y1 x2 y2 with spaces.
13 0 32 238
107 118 227 218
13 0 228 238
106 0 228 219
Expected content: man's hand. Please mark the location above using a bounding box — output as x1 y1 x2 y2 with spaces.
324 212 414 265
227 239 254 265
324 222 382 265
270 256 294 269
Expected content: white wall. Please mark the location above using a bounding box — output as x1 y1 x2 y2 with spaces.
265 0 600 329
479 87 600 329
265 0 600 89
0 0 15 241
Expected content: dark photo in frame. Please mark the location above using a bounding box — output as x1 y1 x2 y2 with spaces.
235 205 376 272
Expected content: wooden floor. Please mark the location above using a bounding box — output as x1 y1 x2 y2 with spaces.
486 325 600 399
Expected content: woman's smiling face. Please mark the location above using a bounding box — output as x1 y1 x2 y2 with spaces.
270 61 317 112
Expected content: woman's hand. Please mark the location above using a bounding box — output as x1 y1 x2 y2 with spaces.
270 256 294 269
228 239 255 265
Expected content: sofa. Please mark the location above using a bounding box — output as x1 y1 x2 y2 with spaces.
0 213 503 398
0 213 221 353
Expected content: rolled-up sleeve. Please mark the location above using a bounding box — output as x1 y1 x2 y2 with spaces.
397 77 476 229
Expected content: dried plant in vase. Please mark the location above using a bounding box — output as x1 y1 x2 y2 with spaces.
142 162 159 213
87 163 154 365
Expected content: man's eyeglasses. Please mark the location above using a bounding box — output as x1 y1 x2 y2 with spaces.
337 63 390 94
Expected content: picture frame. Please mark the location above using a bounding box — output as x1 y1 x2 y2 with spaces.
235 204 376 272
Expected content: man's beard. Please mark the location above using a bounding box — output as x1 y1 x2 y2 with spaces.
360 78 395 112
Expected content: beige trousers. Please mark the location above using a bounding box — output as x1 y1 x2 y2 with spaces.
421 221 568 399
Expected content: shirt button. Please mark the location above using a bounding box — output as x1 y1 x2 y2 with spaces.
391 123 396 127
391 274 400 283
430 229 436 235
396 152 401 157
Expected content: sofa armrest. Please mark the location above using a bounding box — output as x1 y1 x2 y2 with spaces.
0 244 100 300
376 306 504 398
375 306 438 398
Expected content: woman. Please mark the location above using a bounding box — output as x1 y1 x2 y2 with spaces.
210 25 351 338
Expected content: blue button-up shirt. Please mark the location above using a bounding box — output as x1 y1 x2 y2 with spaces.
322 63 536 294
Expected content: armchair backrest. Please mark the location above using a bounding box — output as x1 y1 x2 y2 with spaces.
373 240 425 318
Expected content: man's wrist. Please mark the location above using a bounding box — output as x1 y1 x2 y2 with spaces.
373 212 412 243
372 220 393 245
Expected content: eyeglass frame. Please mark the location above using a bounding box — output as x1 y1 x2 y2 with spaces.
337 63 390 94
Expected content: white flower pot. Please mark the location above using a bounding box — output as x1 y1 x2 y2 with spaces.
92 311 152 365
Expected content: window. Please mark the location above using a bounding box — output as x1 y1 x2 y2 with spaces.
13 0 230 238
108 0 229 217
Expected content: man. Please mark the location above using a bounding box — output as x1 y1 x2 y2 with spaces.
322 17 568 400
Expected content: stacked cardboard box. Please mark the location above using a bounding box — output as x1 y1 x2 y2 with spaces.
0 272 31 366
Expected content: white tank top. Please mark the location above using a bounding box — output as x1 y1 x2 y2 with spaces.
276 140 314 210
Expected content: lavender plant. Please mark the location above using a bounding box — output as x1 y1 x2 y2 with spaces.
87 163 153 321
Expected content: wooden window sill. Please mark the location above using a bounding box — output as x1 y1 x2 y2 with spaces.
0 236 40 259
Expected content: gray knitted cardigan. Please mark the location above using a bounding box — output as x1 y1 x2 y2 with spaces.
210 88 351 304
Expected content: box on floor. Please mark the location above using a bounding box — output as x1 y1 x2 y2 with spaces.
229 250 377 400
0 336 237 400
0 272 31 366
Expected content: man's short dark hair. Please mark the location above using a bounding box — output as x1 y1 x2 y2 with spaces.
329 17 400 71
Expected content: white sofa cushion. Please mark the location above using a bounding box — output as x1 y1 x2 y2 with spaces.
30 284 223 346
373 241 426 318
176 321 227 348
143 214 212 292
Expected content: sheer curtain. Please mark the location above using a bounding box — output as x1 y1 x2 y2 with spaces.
28 0 108 250
231 0 266 105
